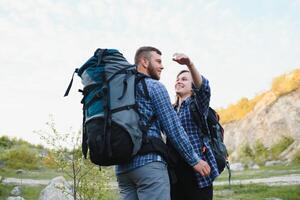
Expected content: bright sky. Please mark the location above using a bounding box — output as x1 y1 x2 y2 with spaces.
1 0 300 145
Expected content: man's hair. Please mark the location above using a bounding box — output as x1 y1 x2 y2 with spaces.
134 46 162 65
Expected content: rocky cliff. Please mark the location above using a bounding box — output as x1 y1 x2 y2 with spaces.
223 86 300 162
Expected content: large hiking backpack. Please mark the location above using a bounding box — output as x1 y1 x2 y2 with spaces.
64 48 168 166
190 97 230 175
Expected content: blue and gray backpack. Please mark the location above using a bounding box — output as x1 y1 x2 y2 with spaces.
190 97 231 181
64 48 169 166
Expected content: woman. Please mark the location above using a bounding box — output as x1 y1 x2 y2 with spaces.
170 53 220 200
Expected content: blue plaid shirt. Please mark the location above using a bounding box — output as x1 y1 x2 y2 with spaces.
116 76 200 175
175 76 219 188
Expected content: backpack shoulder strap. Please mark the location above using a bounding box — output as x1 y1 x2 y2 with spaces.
189 94 209 135
64 68 78 97
135 73 151 101
207 107 224 139
135 73 158 140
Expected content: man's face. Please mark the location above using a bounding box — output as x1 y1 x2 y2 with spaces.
147 51 163 80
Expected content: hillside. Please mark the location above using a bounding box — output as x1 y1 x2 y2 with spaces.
222 69 300 162
219 69 300 124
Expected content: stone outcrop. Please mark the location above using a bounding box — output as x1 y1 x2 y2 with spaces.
223 87 300 161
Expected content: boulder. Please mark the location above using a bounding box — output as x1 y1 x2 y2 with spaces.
250 164 260 170
39 176 73 200
230 163 244 171
10 186 22 196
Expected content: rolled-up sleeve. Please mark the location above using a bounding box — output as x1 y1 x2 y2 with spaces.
193 76 211 117
149 81 200 166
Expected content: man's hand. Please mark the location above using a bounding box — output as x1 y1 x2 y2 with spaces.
172 53 193 67
193 159 211 177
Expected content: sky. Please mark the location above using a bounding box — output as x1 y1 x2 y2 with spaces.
0 0 300 145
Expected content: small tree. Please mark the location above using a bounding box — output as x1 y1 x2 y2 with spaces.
38 117 112 200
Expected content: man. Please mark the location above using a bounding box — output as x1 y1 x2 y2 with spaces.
116 46 211 200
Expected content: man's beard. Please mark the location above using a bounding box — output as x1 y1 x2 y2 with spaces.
147 63 160 80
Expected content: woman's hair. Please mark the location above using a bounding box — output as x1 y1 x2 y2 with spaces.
176 70 190 78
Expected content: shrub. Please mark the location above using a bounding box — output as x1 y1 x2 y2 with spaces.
253 140 269 165
270 136 294 159
292 149 300 163
42 152 57 169
0 136 14 149
238 143 254 164
272 69 300 96
1 145 40 169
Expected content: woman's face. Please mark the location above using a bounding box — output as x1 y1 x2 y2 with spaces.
175 71 192 97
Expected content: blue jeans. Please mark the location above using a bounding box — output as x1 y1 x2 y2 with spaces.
117 162 170 200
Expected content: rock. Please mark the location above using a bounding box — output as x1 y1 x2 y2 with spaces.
223 86 300 162
230 163 244 171
264 198 282 200
39 176 74 200
7 197 25 200
250 164 260 169
10 186 22 196
265 160 284 167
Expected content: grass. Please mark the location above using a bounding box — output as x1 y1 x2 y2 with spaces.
214 184 300 200
0 168 65 180
0 184 44 200
215 162 300 182
11 184 298 200
0 183 119 200
0 184 13 200
1 163 300 199
0 166 118 200
0 166 116 181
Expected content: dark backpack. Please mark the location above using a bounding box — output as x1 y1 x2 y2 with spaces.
64 48 169 166
190 96 230 175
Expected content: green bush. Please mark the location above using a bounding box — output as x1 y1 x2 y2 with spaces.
270 136 294 159
238 143 255 164
0 136 14 149
0 135 42 150
292 149 300 162
1 145 40 169
253 140 269 165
